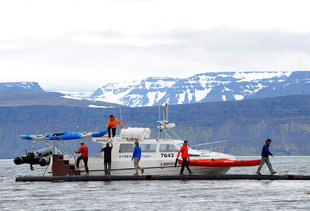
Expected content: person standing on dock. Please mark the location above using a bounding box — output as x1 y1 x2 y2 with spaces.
256 139 276 175
106 115 123 138
101 142 113 175
132 141 144 176
74 141 89 176
177 140 192 175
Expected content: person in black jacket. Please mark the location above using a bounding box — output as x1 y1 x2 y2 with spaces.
256 139 276 175
101 142 113 175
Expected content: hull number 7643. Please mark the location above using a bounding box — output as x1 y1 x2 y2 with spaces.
161 153 174 158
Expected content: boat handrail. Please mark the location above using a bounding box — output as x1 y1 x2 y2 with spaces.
191 140 227 153
89 154 102 157
193 140 227 146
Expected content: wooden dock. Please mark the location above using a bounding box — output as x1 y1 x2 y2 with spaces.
15 174 310 182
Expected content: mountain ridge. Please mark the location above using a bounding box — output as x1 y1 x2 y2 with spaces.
90 71 310 107
0 92 123 108
1 94 310 158
0 82 44 93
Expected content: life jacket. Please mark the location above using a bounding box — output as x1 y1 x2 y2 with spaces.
177 145 189 159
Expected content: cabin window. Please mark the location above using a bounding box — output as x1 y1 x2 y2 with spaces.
140 144 157 153
119 144 134 153
159 144 178 152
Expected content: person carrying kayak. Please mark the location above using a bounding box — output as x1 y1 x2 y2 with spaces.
106 115 123 138
101 142 113 175
177 140 192 175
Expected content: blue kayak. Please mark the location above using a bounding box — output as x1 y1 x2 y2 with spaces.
21 130 108 141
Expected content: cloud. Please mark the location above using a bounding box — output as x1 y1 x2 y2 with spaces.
1 0 310 91
0 28 310 91
1 0 310 41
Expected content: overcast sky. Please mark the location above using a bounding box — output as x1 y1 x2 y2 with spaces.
0 0 310 91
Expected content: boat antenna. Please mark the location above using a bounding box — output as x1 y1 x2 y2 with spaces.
163 102 168 122
158 105 161 121
119 104 123 123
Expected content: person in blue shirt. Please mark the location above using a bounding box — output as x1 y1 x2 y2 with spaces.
132 141 144 176
256 139 276 175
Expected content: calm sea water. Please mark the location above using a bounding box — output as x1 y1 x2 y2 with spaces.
1 156 310 210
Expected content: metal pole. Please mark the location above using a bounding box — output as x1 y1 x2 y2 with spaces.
119 104 123 123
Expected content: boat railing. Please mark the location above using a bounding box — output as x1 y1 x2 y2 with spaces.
191 140 227 153
89 154 102 157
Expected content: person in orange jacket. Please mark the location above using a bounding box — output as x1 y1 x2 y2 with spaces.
177 140 192 175
106 115 123 138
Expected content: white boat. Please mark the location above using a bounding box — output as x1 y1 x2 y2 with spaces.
42 105 259 176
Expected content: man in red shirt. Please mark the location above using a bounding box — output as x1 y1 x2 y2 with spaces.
74 141 89 175
177 140 192 175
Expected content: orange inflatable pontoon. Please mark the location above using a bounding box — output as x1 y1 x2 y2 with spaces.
178 158 261 167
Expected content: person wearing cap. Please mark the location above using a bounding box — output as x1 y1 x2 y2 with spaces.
74 141 89 175
106 115 123 138
256 139 276 175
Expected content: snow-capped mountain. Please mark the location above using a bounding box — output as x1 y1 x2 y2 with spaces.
57 90 93 100
90 71 310 107
0 82 44 93
0 82 120 108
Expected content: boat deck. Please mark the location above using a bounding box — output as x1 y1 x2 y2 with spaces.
15 174 310 182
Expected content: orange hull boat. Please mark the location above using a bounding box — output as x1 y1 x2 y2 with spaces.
178 159 261 167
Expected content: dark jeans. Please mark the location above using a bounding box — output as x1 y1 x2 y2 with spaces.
107 126 116 138
180 158 192 175
104 161 111 175
76 156 89 173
